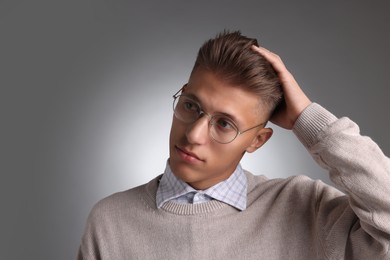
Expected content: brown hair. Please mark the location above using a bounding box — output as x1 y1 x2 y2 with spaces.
192 30 283 117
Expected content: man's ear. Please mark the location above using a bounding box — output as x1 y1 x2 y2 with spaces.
245 127 273 153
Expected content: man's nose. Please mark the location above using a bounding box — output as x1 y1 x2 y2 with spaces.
185 115 210 145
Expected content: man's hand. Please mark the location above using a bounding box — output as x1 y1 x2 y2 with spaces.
251 45 312 129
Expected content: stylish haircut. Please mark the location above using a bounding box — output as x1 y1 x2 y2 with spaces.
192 30 283 117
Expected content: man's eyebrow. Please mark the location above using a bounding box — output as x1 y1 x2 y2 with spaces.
184 92 201 103
218 112 242 126
184 92 242 126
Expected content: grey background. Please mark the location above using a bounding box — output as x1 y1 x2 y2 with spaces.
1 1 389 259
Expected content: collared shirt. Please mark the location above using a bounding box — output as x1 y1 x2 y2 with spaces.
156 162 247 211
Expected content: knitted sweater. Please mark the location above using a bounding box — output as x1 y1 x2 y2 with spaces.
77 104 390 260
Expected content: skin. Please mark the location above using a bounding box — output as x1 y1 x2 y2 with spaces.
169 46 312 190
169 67 273 190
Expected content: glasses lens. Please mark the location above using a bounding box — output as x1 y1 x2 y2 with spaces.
210 116 239 144
173 95 200 123
172 94 239 144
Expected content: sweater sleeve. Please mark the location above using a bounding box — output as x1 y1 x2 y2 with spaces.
293 103 390 259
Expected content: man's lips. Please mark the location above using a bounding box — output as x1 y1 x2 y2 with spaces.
175 146 203 161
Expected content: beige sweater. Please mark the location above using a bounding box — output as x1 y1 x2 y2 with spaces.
78 104 390 259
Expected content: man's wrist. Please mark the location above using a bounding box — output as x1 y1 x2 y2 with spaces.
292 103 338 149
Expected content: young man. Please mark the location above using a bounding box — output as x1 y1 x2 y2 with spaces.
78 31 390 259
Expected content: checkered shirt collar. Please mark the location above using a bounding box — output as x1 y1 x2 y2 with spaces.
156 162 247 211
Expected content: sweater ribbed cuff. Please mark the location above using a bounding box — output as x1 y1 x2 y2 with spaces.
292 103 337 149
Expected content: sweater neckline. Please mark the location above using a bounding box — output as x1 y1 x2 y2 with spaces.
145 175 234 215
160 199 229 215
144 171 268 215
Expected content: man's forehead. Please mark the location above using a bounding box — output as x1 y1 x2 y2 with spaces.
184 82 262 108
182 84 263 125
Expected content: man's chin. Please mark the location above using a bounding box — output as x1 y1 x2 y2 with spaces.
171 164 198 183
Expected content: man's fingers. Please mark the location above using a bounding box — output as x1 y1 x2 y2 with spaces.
251 44 311 129
251 45 288 77
251 46 281 62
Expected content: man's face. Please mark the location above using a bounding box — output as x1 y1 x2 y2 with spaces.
169 68 272 190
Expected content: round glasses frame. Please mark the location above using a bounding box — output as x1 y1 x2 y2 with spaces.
172 85 265 144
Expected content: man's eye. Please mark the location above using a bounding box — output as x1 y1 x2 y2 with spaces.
183 101 198 112
215 118 235 131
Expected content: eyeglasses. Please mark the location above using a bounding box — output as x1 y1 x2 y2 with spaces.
172 86 265 144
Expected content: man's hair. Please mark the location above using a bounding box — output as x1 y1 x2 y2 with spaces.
192 30 283 117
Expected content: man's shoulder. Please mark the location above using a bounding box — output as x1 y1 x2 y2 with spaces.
244 170 344 206
245 170 319 191
88 175 162 219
